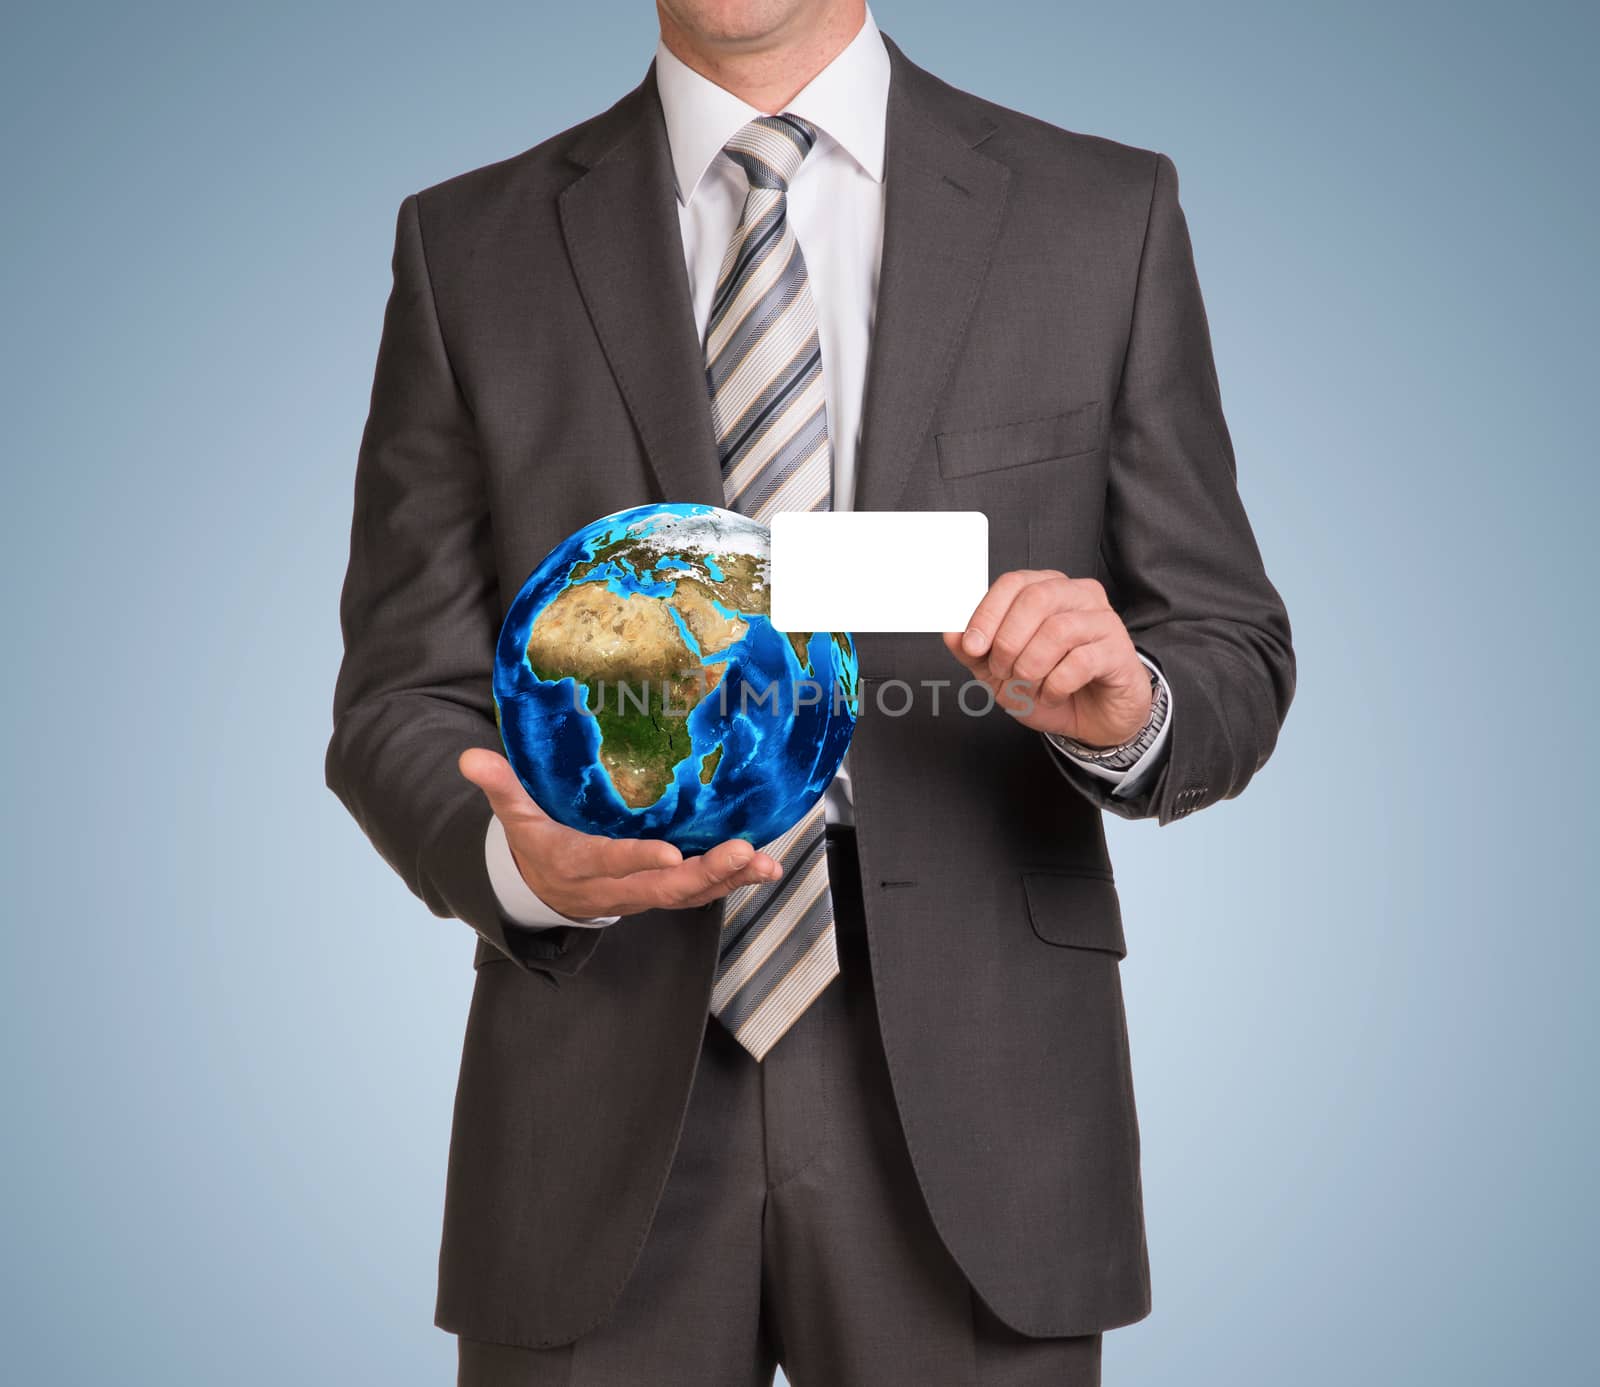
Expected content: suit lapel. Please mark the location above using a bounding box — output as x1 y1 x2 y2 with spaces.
558 63 727 508
556 33 1011 516
854 32 1011 512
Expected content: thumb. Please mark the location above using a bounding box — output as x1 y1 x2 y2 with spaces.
458 747 548 825
941 629 988 678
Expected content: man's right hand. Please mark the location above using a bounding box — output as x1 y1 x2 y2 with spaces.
458 748 783 920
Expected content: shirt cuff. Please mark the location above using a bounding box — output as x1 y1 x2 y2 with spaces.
1043 652 1174 799
484 814 620 930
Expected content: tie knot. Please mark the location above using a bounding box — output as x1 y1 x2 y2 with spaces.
723 113 818 193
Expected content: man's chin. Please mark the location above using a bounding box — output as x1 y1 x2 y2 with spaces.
658 0 824 49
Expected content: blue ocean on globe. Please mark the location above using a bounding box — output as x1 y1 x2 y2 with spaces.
493 503 858 855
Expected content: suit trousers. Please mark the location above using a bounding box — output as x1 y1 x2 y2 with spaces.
457 829 1103 1387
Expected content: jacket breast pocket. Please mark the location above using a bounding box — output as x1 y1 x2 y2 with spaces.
935 402 1102 480
1021 868 1127 957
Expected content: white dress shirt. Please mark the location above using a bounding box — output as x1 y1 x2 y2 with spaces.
486 4 1173 928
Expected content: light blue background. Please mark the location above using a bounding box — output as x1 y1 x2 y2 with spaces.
3 2 1594 1383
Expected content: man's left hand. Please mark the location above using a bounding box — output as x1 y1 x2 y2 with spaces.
942 569 1152 746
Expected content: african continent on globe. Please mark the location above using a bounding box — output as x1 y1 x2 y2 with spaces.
493 503 858 855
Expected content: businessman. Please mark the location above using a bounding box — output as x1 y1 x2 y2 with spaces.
326 2 1295 1382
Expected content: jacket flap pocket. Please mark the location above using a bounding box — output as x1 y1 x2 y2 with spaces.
935 402 1102 479
1022 869 1126 957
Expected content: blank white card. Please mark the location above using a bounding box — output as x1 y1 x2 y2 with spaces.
769 511 989 633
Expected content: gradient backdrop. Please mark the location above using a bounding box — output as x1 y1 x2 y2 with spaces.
3 2 1595 1383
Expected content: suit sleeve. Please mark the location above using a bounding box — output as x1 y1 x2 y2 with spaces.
324 193 603 977
1049 153 1296 825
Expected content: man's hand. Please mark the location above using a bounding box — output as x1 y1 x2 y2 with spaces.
458 748 782 920
943 569 1152 746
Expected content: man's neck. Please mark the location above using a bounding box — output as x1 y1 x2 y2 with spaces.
656 2 866 114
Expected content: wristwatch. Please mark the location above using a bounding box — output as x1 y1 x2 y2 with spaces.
1048 661 1169 771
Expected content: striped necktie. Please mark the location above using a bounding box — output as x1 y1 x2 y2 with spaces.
703 113 840 1062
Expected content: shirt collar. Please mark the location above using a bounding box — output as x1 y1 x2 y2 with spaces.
654 4 890 206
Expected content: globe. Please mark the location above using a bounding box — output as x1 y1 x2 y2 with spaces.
493 502 858 855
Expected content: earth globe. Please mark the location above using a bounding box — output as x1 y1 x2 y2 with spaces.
493 502 858 855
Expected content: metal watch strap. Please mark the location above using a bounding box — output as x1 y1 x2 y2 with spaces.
1050 662 1169 770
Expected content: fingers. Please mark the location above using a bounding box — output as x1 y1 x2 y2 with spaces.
992 634 1123 728
458 747 548 825
607 839 783 915
675 863 772 909
565 832 684 880
478 752 788 914
1008 609 1120 684
671 838 783 903
985 576 1109 680
941 627 993 679
949 571 1111 679
949 570 1052 668
541 836 784 918
938 568 1145 742
1039 636 1121 706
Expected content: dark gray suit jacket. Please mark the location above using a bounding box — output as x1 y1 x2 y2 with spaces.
325 29 1295 1352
